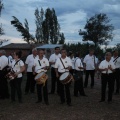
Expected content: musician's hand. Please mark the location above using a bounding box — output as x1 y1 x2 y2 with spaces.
108 65 113 71
15 72 19 77
43 67 47 70
104 68 108 71
33 72 36 75
67 66 71 70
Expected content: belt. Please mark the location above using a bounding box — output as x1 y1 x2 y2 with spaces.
102 73 113 75
74 70 83 72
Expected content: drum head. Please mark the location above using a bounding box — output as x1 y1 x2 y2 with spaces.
59 72 69 80
35 72 45 80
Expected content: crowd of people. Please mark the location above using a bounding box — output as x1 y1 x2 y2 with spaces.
0 47 120 106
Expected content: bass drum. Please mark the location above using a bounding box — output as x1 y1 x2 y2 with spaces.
59 72 73 84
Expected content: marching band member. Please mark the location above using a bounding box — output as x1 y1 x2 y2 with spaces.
111 50 120 94
49 47 61 94
68 51 75 75
25 48 38 94
10 51 25 103
99 52 115 103
83 49 97 88
74 52 87 97
55 49 72 106
33 49 49 105
0 50 9 99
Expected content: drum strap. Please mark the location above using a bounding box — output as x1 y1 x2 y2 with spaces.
60 58 66 69
11 60 21 71
38 60 41 66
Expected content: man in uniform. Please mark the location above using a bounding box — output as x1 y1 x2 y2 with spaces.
112 50 120 94
83 49 97 88
49 47 61 94
74 52 86 97
33 49 49 105
55 49 72 106
99 52 115 103
25 48 38 94
0 50 9 99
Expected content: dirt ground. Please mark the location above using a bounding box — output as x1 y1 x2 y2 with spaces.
0 73 120 120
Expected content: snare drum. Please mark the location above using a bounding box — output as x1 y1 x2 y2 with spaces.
34 72 48 85
6 71 16 81
59 72 73 84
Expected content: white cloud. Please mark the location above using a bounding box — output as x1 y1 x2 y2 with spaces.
1 0 120 45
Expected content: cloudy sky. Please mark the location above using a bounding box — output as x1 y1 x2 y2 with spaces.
1 0 120 45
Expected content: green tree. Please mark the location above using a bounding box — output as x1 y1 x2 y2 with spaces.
35 8 44 43
0 0 4 36
79 13 114 47
11 8 63 44
11 16 35 43
59 33 65 44
0 0 3 16
43 8 60 44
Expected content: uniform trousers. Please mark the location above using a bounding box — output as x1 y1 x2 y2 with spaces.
10 77 22 102
0 70 9 99
74 70 85 96
58 72 71 104
36 81 48 103
101 73 114 101
113 68 120 93
50 67 59 94
84 70 95 88
25 72 36 93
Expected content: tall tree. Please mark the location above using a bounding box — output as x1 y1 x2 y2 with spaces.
11 16 35 43
43 8 60 44
79 13 114 47
0 0 4 36
0 0 3 16
59 33 65 44
35 8 44 43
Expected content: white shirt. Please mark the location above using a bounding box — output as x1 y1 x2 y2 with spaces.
0 55 8 70
49 53 61 68
111 56 120 69
74 57 83 71
11 59 24 78
55 57 72 73
34 57 49 73
99 60 115 74
69 57 75 69
25 54 38 72
83 54 97 70
8 55 13 66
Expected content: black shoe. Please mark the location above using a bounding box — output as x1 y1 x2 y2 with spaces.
99 100 105 102
45 102 49 105
36 100 42 103
19 100 23 103
108 100 112 104
74 94 78 97
60 101 65 104
67 103 72 106
81 94 87 97
10 100 15 103
25 92 28 95
115 92 119 95
91 86 94 89
48 92 54 94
